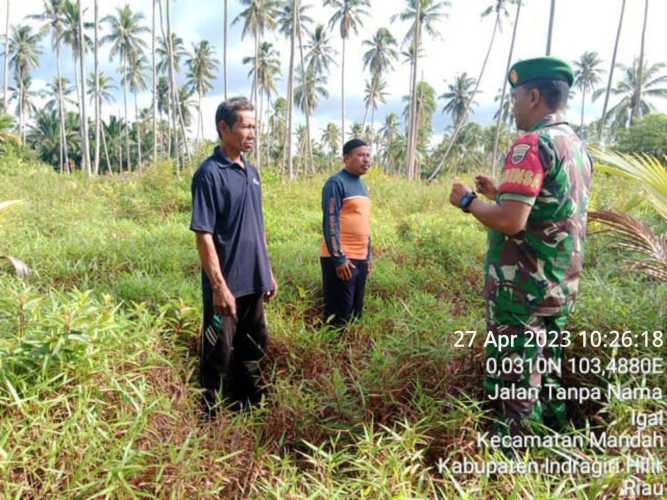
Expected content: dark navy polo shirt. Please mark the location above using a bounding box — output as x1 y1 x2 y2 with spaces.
190 146 273 298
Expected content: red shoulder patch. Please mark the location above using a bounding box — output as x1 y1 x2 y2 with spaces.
500 133 544 197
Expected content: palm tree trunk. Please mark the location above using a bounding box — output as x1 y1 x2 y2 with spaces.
135 92 142 171
490 1 522 178
580 87 586 132
198 90 203 142
361 75 376 132
18 73 23 140
296 14 313 174
2 0 9 111
406 1 420 181
122 55 130 171
166 0 181 174
77 0 91 176
223 0 228 99
285 0 296 179
94 0 100 175
633 0 649 125
546 0 555 55
152 0 157 162
427 7 503 182
599 0 626 142
100 119 112 175
157 0 172 160
340 35 346 148
56 41 68 174
254 33 261 170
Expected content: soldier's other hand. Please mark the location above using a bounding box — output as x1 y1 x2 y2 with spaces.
336 260 356 281
449 182 470 207
475 175 498 200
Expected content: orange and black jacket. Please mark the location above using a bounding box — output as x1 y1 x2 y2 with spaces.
320 169 372 266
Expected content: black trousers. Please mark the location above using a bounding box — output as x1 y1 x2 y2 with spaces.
321 257 368 327
200 292 268 407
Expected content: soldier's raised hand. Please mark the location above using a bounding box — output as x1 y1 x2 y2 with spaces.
475 175 498 200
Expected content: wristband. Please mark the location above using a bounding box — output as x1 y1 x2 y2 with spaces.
459 191 477 212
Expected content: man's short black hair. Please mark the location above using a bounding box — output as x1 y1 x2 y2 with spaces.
215 97 254 138
520 79 570 111
343 138 368 155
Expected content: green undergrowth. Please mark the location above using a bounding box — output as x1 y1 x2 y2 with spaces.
0 156 665 497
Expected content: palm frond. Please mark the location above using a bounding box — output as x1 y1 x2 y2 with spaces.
589 147 667 219
589 209 667 281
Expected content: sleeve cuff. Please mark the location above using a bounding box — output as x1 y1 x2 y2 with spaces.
190 224 215 234
332 255 348 266
498 192 537 207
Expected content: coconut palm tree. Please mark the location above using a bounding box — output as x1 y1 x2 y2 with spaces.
361 27 397 130
321 122 340 158
305 24 336 77
43 76 76 111
10 76 40 138
294 66 328 127
233 0 279 169
324 0 370 153
493 87 512 128
152 0 157 161
102 5 149 171
433 0 513 182
599 0 626 142
30 0 71 173
483 0 522 178
75 0 91 175
93 0 100 173
593 60 667 130
8 24 43 142
277 0 313 178
362 75 387 150
573 51 603 132
125 52 148 170
394 0 449 179
244 41 280 150
58 0 93 139
156 32 187 76
633 0 649 125
186 40 220 142
439 72 479 130
87 70 115 172
402 80 436 177
378 112 401 171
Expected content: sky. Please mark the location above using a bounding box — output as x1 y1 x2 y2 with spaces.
4 0 667 144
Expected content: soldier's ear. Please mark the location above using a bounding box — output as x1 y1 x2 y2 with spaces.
530 88 542 108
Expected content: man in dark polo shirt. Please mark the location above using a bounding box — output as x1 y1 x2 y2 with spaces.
190 96 277 414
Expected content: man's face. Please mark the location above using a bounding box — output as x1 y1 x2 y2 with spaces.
220 110 255 152
511 85 543 131
343 146 371 176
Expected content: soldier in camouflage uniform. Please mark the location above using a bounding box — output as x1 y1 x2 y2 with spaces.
449 57 593 438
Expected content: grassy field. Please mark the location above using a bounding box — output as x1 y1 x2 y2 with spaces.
1 153 665 498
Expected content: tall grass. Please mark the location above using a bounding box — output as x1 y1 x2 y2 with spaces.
0 155 665 497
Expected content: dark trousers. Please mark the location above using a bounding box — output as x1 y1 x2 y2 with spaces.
321 257 368 327
200 292 268 408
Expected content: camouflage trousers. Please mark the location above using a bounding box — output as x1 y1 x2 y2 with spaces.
485 307 569 438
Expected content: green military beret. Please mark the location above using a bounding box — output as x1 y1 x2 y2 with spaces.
508 56 574 88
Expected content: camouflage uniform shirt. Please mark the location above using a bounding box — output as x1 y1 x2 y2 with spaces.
485 115 593 323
